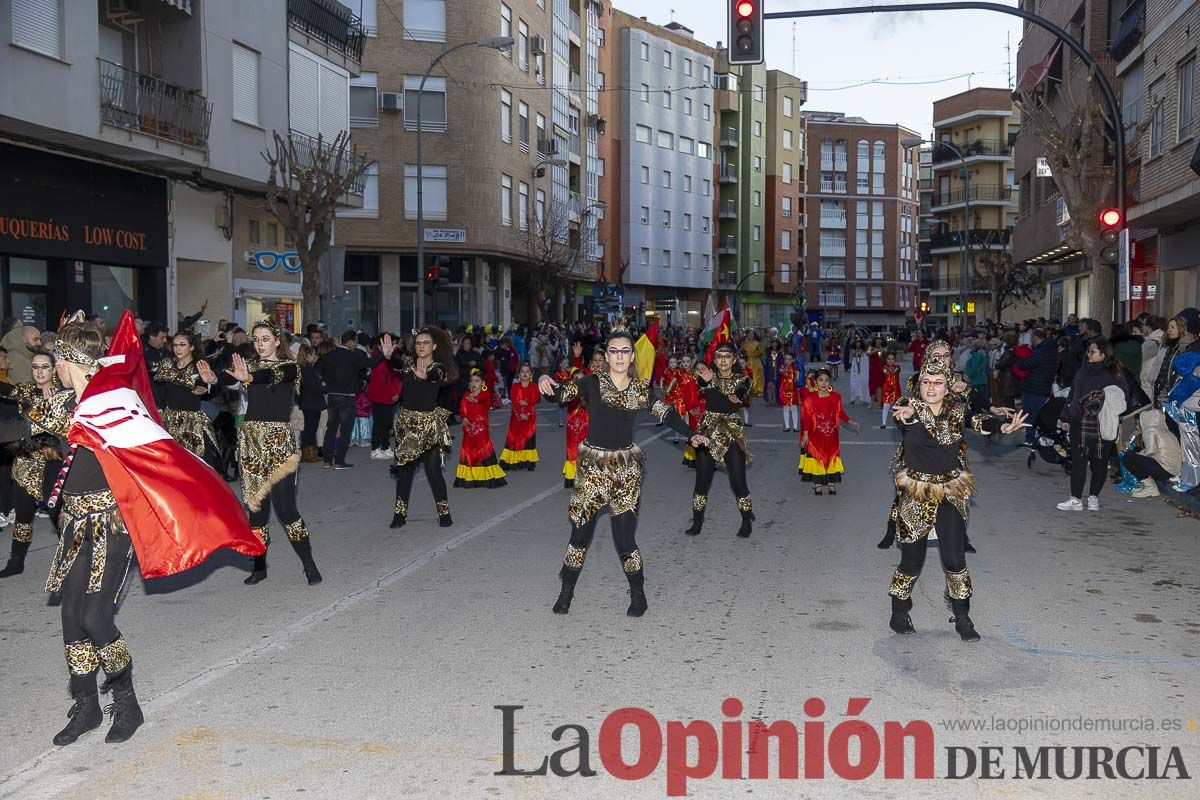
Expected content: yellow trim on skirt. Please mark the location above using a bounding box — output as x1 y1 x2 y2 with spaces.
562 460 577 480
499 448 539 465
455 463 507 482
799 455 844 476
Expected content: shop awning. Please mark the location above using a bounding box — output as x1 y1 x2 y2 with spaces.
1018 40 1062 91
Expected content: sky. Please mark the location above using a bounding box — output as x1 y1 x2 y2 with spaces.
614 0 1025 137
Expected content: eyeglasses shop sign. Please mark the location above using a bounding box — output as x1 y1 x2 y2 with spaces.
425 228 467 244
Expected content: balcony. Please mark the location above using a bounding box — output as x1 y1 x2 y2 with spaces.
98 60 212 150
930 184 1013 209
718 200 737 219
818 265 846 280
929 228 1012 252
1110 0 1144 61
718 235 737 254
568 72 582 105
719 164 738 183
818 291 846 307
289 131 368 195
287 0 365 63
569 191 582 223
819 238 847 257
928 272 982 293
719 127 738 148
819 210 847 229
931 138 1011 165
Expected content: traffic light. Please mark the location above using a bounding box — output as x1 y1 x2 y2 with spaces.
1099 207 1122 266
919 301 930 314
435 256 451 289
728 0 763 65
951 302 963 314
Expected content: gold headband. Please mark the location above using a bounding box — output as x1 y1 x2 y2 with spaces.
919 356 954 379
252 317 282 338
53 338 98 369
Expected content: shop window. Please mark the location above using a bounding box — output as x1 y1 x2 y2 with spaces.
249 219 261 244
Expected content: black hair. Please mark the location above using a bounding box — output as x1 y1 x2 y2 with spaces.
341 329 359 345
144 322 169 338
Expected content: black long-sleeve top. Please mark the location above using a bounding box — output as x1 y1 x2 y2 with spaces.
543 371 692 449
897 400 1003 475
217 360 298 423
697 372 750 414
152 359 207 413
399 361 446 411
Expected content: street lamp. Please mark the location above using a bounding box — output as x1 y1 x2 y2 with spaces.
902 137 972 325
416 35 514 326
730 268 765 323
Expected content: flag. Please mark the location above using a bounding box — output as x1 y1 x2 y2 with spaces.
67 310 264 579
700 303 736 364
633 318 659 383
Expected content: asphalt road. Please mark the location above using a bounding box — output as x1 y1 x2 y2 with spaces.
1 376 1197 799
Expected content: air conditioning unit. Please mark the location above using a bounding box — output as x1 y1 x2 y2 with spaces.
380 92 402 111
530 35 546 55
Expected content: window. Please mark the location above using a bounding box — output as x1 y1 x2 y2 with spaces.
684 96 693 115
663 50 672 69
783 163 793 184
406 0 446 42
535 189 546 225
683 175 692 192
640 41 649 61
872 172 884 195
754 121 762 138
753 191 761 207
1149 80 1165 157
855 257 867 278
754 156 762 172
872 257 883 279
248 219 260 244
753 85 765 102
662 171 671 188
641 83 650 103
1121 60 1144 145
232 42 260 126
663 250 672 267
518 182 530 230
518 20 529 71
683 57 693 76
289 44 349 140
640 206 650 224
11 0 63 58
782 231 792 251
641 247 650 265
663 90 672 109
702 216 710 232
500 90 512 142
683 214 692 231
856 174 869 193
662 210 671 228
683 252 692 268
501 174 513 225
871 286 883 307
1179 58 1196 142
784 96 793 117
703 179 711 196
703 254 711 270
404 76 447 131
703 103 712 121
640 165 650 184
518 102 529 151
597 27 604 46
350 73 378 128
703 65 711 83
267 222 279 246
783 130 793 150
782 196 792 216
753 225 761 241
500 4 511 52
698 142 712 159
404 165 448 220
679 136 695 154
781 263 791 283
636 124 651 143
657 130 673 149
338 164 379 218
856 285 867 306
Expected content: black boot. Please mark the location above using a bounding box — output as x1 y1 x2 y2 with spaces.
889 596 915 634
947 596 981 642
684 510 704 536
391 499 407 528
625 569 648 617
244 554 267 585
553 566 582 614
0 539 30 578
437 501 453 528
53 673 103 746
390 513 406 528
290 539 323 585
100 668 144 743
736 509 755 538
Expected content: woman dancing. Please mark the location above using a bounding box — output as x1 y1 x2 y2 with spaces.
153 331 220 470
539 331 705 617
685 342 755 538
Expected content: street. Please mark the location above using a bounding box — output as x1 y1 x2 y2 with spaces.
0 383 1197 800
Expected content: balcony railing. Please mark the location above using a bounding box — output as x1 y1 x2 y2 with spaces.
818 291 845 307
929 272 980 292
719 127 738 147
719 200 737 218
569 72 581 97
819 210 847 228
1110 0 1144 61
570 10 581 38
931 184 1012 206
932 138 1011 164
819 266 846 280
289 131 367 195
718 235 737 254
819 238 847 256
288 0 365 62
98 60 212 149
569 191 582 220
720 163 738 182
929 228 1011 250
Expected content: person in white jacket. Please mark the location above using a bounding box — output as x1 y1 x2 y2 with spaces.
1138 320 1164 400
1123 409 1182 498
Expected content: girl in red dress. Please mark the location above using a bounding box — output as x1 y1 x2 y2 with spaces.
879 351 902 430
681 356 705 468
867 336 886 408
739 354 754 426
454 371 507 488
799 368 860 495
500 363 539 470
662 357 684 443
778 352 800 432
563 349 604 486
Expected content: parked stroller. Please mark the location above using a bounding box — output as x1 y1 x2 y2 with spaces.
1025 396 1070 472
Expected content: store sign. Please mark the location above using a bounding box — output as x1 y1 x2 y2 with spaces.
1147 284 1157 300
1036 157 1052 177
0 143 168 268
246 250 303 273
1132 285 1143 300
274 302 297 332
424 228 467 243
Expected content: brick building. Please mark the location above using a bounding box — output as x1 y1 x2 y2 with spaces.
761 69 809 330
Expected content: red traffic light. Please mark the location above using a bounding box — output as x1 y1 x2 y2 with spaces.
736 0 754 17
1099 208 1122 228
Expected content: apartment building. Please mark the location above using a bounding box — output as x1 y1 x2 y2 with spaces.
761 69 808 329
917 146 935 320
336 0 605 331
1012 0 1117 322
1113 0 1200 316
801 112 921 325
927 87 1021 323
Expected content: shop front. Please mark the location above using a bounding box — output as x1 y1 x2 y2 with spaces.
0 143 168 328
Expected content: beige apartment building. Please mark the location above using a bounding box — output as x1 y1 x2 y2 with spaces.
763 69 808 328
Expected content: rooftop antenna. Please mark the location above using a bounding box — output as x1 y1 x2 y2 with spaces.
1006 31 1013 89
792 21 797 74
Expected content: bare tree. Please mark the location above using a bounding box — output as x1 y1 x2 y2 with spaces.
262 130 373 323
519 202 589 323
970 229 1047 322
1016 61 1116 321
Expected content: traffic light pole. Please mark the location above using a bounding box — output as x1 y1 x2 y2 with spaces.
763 2 1127 320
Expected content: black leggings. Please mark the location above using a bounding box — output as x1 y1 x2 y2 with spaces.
1123 452 1173 482
248 471 303 530
300 410 322 449
1069 430 1112 499
60 529 132 659
395 448 448 514
372 403 395 450
692 445 751 506
896 503 968 582
568 510 639 564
